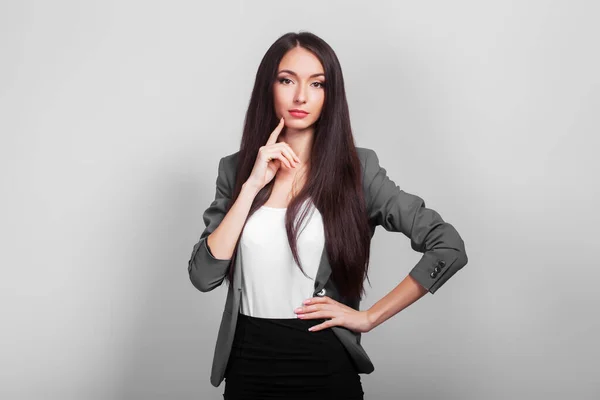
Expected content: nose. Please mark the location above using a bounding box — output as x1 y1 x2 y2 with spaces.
294 85 307 104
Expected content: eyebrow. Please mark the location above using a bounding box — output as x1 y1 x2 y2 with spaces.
277 69 325 78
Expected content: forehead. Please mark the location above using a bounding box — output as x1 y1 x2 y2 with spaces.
278 47 324 76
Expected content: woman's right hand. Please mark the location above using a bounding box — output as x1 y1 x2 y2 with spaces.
245 117 301 190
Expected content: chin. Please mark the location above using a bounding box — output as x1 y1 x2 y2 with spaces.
288 118 312 124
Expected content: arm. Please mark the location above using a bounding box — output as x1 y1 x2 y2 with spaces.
187 157 260 292
362 149 469 327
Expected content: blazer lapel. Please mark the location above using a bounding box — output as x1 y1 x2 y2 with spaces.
313 246 331 294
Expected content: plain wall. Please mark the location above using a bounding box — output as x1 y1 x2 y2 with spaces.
1 0 598 399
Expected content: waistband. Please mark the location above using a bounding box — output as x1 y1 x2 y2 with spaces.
236 311 329 332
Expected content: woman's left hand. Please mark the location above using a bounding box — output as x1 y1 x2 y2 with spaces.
294 296 373 333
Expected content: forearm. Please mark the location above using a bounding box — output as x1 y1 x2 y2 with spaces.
366 274 428 331
206 182 260 260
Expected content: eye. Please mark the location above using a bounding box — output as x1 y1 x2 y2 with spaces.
278 77 325 88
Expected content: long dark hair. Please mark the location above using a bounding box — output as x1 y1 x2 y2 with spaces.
225 31 372 301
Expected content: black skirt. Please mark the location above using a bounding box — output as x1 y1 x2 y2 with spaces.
223 311 365 400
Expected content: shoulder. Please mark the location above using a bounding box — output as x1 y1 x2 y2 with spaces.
220 150 240 167
355 146 375 166
210 151 240 195
218 150 240 177
355 146 380 182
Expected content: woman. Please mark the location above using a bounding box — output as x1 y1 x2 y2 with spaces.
188 31 468 399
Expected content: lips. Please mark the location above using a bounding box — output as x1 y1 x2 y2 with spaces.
289 109 308 114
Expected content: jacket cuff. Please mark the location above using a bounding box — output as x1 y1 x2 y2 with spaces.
408 248 466 294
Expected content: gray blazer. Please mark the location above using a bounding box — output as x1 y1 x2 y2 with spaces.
188 146 468 388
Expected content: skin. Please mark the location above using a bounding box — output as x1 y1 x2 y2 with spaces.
273 45 324 171
254 45 327 204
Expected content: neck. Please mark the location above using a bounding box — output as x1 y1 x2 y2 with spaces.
278 126 313 164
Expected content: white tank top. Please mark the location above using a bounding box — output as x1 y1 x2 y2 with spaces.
239 198 325 318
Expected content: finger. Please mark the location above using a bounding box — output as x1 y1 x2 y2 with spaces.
308 319 334 332
269 147 297 169
297 304 335 315
282 143 301 163
304 296 329 304
275 146 298 168
267 151 292 169
262 147 288 168
277 153 293 169
307 296 345 311
298 310 331 319
271 158 282 169
265 117 285 146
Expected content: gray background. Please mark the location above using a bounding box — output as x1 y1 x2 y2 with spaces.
1 0 598 399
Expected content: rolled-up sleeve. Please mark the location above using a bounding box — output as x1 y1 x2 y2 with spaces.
188 157 233 292
363 149 468 294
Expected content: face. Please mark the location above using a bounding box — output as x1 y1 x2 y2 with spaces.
273 46 326 133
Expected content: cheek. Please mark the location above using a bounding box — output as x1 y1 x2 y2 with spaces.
313 96 325 115
273 88 288 108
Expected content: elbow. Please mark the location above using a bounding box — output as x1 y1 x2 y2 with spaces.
188 258 228 293
445 224 468 272
187 238 231 293
188 262 216 292
418 232 468 295
456 237 468 270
